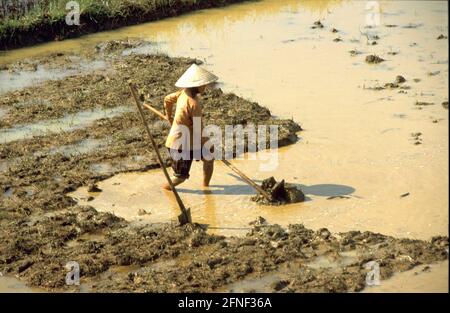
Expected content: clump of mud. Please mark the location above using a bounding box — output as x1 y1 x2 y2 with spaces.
251 177 305 205
349 49 362 56
365 55 385 64
95 38 147 54
411 132 423 145
387 51 399 56
415 100 435 106
383 75 408 89
311 20 324 29
395 75 406 84
364 75 410 91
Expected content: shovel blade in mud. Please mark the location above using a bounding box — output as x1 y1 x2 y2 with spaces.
178 208 192 225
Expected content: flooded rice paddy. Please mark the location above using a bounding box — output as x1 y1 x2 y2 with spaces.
0 0 448 292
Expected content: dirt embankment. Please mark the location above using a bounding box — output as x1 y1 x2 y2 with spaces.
0 40 447 292
0 0 248 50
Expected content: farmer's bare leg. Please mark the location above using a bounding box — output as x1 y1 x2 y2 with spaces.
202 160 214 187
162 177 186 190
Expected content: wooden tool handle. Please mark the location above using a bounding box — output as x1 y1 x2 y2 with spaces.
143 101 168 121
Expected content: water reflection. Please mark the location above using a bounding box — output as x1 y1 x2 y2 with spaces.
0 107 132 144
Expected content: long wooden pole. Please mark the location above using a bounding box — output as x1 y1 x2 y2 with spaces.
141 100 273 202
129 83 192 225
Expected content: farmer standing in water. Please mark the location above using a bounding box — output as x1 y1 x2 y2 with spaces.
162 64 218 190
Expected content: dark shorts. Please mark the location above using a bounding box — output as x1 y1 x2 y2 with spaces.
168 148 213 179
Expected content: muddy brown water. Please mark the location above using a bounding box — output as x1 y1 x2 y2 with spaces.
0 275 43 293
0 59 106 95
361 260 449 293
0 107 132 144
1 0 448 292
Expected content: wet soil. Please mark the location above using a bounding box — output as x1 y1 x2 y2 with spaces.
80 221 448 292
2 205 447 292
0 39 303 291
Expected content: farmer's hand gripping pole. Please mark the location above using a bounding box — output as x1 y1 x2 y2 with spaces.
141 100 273 202
129 83 192 225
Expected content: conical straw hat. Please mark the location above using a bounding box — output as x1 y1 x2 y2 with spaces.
175 64 218 88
